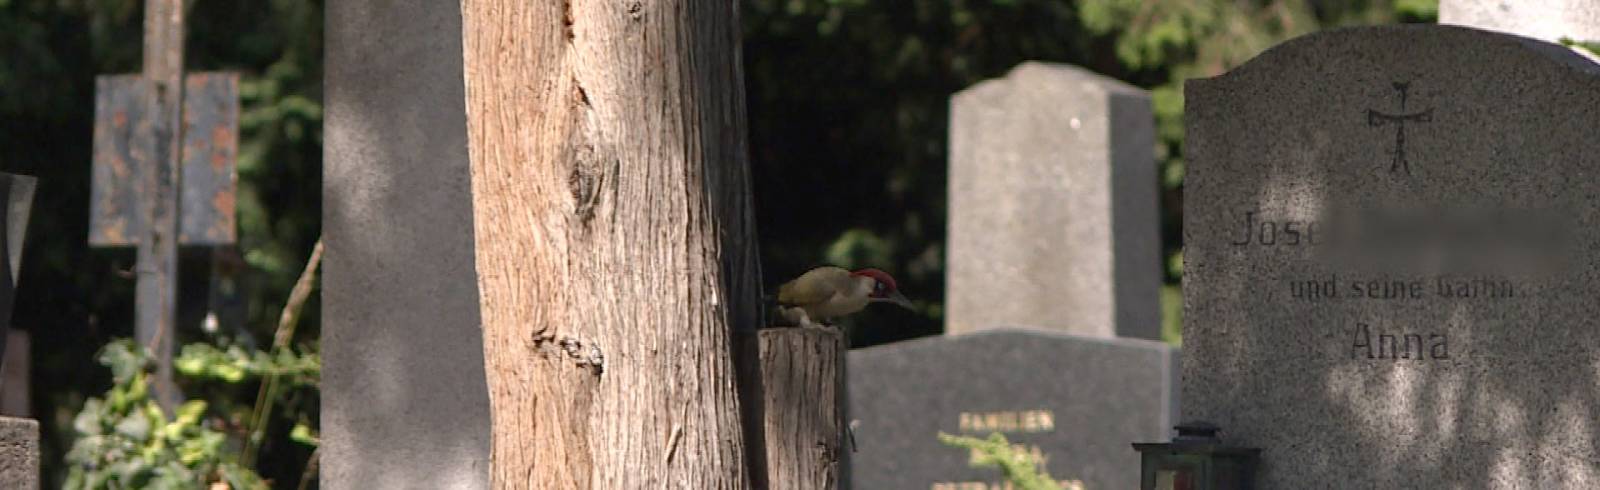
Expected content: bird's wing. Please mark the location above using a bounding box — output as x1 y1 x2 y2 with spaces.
776 266 850 306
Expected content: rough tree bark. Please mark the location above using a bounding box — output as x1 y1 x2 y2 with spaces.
459 0 761 488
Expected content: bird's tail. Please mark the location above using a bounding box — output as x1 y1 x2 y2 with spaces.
759 294 807 328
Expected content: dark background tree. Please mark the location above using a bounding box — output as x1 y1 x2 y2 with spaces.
0 0 1432 486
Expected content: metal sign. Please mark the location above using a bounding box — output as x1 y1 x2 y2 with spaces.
90 72 238 246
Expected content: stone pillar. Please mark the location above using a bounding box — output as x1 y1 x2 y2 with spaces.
1440 0 1600 42
323 1 489 488
946 62 1161 340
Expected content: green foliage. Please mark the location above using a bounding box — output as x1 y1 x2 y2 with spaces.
1160 284 1183 345
1559 37 1600 57
287 422 318 448
65 340 268 490
824 228 896 272
1395 0 1439 22
938 432 1082 490
68 336 320 489
175 343 320 387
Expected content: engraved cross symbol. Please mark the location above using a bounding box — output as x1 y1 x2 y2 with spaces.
1367 82 1433 175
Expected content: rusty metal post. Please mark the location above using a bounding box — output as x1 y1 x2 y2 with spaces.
138 0 186 412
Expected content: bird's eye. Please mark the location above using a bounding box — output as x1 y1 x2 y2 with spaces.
874 282 886 293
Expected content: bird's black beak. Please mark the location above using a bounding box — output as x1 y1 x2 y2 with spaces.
886 291 914 310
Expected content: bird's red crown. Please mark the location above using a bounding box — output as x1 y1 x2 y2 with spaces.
850 268 898 294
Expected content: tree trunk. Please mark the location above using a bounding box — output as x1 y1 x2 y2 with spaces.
459 0 760 488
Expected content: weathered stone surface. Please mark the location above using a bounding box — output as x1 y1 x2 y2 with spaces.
1 330 28 417
0 416 38 490
1441 0 1600 43
1184 25 1600 487
847 329 1177 490
947 62 1161 340
323 1 488 488
0 174 33 388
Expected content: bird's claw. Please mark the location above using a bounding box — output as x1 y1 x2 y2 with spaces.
800 319 834 330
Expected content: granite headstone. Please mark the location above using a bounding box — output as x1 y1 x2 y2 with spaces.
848 329 1177 489
0 174 34 381
0 174 36 489
947 62 1162 340
1 330 27 417
1184 25 1600 486
0 174 33 317
323 1 489 488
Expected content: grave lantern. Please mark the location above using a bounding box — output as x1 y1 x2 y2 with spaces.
1132 421 1260 490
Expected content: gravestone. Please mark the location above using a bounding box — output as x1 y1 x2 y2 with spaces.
1440 0 1600 42
0 174 36 388
848 329 1177 489
0 173 39 488
0 174 34 341
323 1 489 488
947 62 1161 340
1184 25 1600 486
1 330 27 417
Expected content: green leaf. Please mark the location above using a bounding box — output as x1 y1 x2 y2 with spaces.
938 432 1063 490
211 362 247 383
290 422 320 447
220 462 271 490
147 462 196 490
174 354 207 376
111 459 148 486
177 430 224 466
64 467 85 489
825 228 894 269
98 339 151 384
176 341 322 384
126 372 148 403
1394 0 1438 21
113 412 151 441
1161 284 1184 346
73 399 106 435
1559 37 1600 56
174 400 207 428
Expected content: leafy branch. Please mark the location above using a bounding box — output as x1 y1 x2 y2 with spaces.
937 432 1085 490
67 239 324 489
65 341 267 490
241 237 323 470
1559 37 1600 57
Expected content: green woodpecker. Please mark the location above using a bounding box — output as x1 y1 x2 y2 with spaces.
775 266 913 328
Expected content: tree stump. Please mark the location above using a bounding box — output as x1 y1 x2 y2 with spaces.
740 328 848 490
